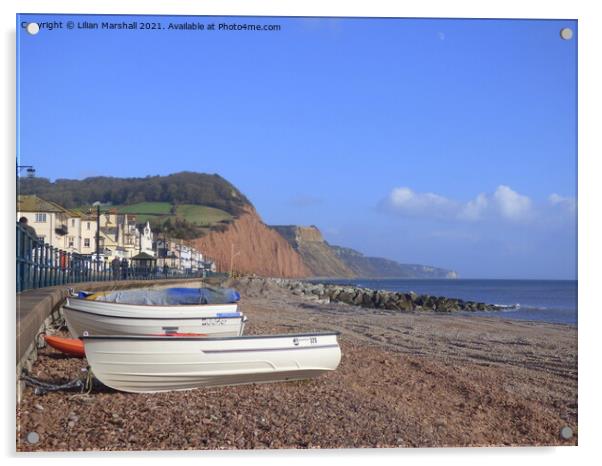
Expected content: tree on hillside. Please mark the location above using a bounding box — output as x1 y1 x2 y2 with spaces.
18 171 251 216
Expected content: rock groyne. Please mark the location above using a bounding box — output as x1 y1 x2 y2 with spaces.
237 277 502 313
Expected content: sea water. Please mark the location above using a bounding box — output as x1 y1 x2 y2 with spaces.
313 279 577 325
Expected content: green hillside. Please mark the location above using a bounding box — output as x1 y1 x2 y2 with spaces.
19 172 248 239
109 202 233 239
176 204 232 226
18 171 252 216
118 202 172 215
116 202 174 224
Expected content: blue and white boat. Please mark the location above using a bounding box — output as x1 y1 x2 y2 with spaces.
63 287 246 337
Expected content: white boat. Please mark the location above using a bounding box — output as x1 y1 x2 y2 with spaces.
70 287 240 314
82 332 342 393
63 297 246 338
65 296 238 317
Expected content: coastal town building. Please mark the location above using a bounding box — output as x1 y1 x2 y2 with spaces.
76 213 99 255
96 210 143 260
138 221 154 257
17 194 214 274
178 243 192 271
191 249 204 271
17 195 98 253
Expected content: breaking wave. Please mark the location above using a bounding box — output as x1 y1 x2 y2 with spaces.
494 303 521 310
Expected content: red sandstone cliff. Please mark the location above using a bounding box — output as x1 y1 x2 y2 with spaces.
192 209 311 278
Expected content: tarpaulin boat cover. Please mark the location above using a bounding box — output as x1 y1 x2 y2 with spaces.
93 287 241 305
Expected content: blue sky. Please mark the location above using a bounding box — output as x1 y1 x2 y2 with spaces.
17 15 577 279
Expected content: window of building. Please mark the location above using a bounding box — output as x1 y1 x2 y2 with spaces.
84 238 90 247
68 237 74 248
71 219 75 227
34 213 47 223
87 222 91 230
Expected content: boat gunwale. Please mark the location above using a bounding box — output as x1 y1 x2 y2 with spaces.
81 331 341 341
63 304 244 321
68 296 238 308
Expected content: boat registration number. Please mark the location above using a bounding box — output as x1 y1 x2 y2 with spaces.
292 336 318 346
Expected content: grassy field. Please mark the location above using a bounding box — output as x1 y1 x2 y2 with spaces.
176 204 232 226
75 202 232 237
118 202 173 215
100 202 234 228
130 213 176 224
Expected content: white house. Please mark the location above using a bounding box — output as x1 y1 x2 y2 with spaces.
97 211 140 259
139 221 154 257
178 243 192 271
17 195 98 253
191 249 204 271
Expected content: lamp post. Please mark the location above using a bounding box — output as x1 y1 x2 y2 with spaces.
16 165 36 178
95 205 101 272
229 243 240 277
16 164 35 196
88 203 101 272
88 201 100 272
163 232 168 269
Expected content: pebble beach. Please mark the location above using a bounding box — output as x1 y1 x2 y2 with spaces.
16 278 577 450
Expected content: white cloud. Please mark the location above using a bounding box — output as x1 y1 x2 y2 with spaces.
492 185 532 220
383 185 554 223
387 187 457 218
459 193 489 220
549 193 577 212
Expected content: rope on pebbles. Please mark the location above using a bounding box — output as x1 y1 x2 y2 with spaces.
20 368 94 396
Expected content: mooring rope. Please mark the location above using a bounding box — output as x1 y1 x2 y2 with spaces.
83 367 94 394
20 373 85 396
34 331 46 349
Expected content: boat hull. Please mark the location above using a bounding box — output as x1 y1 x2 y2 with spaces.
63 305 246 338
66 297 238 317
82 333 342 393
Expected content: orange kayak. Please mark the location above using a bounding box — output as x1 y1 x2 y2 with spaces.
44 335 85 358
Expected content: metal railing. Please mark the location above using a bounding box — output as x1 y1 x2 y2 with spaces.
16 223 217 293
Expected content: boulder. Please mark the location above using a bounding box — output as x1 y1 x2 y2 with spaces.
398 299 413 311
337 291 354 305
362 291 375 307
352 291 365 306
375 291 388 308
424 296 437 309
386 303 401 311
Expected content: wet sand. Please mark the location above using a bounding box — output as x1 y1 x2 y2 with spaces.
16 280 577 450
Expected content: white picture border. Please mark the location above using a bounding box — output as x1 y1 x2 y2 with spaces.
2 1 599 465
